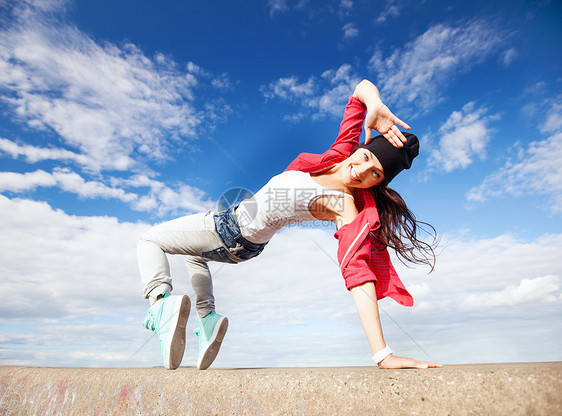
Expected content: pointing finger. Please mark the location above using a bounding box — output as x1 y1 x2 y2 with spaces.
393 116 411 130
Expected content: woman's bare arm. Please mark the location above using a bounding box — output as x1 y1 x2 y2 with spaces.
351 282 442 369
333 199 442 369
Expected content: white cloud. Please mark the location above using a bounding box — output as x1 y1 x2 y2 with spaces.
267 0 355 21
0 195 561 367
370 20 505 113
0 195 148 320
395 233 562 311
0 169 56 192
467 131 562 213
0 1 236 217
501 48 518 67
267 0 289 16
342 23 359 40
427 102 496 172
52 168 138 202
462 275 560 309
263 21 509 121
19 0 66 13
542 100 562 134
282 112 307 123
317 65 362 117
261 76 316 101
467 96 562 214
393 232 562 363
260 64 362 120
0 169 137 203
211 73 235 90
339 0 353 14
112 174 216 216
0 1 230 173
376 2 401 23
0 137 89 166
0 169 215 215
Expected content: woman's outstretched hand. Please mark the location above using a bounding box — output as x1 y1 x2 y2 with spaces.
353 79 410 148
378 354 442 369
364 102 411 148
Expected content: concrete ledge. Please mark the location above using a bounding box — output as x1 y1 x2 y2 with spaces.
1 362 560 415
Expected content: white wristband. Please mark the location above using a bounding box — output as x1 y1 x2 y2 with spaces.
372 346 392 364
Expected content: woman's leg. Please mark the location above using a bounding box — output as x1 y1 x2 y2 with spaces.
137 237 173 304
185 255 215 318
137 211 224 307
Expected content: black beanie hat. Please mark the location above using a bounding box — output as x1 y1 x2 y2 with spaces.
358 132 419 184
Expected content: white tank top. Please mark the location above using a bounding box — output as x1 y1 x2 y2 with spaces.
235 170 354 244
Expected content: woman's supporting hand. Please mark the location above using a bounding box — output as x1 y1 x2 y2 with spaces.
353 79 410 148
349 282 442 371
378 354 443 369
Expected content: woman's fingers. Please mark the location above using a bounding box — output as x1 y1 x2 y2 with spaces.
384 129 403 148
413 360 443 369
393 116 411 131
391 125 407 145
365 126 372 144
379 355 442 369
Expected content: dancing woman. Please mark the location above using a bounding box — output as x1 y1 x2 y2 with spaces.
137 79 441 370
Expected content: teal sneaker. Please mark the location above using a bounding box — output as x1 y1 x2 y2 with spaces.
143 294 191 370
194 311 228 370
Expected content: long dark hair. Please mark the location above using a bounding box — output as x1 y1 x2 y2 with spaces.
370 185 437 272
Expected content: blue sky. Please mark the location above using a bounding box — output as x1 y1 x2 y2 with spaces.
0 0 561 368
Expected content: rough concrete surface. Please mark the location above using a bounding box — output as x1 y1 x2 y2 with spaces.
0 362 560 415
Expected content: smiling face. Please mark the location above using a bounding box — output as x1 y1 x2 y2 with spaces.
341 148 385 189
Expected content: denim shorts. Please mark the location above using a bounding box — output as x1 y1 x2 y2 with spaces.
201 206 267 264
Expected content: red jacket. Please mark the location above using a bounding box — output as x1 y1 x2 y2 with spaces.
285 96 414 307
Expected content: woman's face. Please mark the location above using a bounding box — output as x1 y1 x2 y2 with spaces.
341 148 385 189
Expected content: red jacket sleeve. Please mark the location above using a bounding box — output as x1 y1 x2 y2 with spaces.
285 96 366 173
333 210 378 289
334 209 414 307
338 235 378 290
369 243 414 307
329 96 367 158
